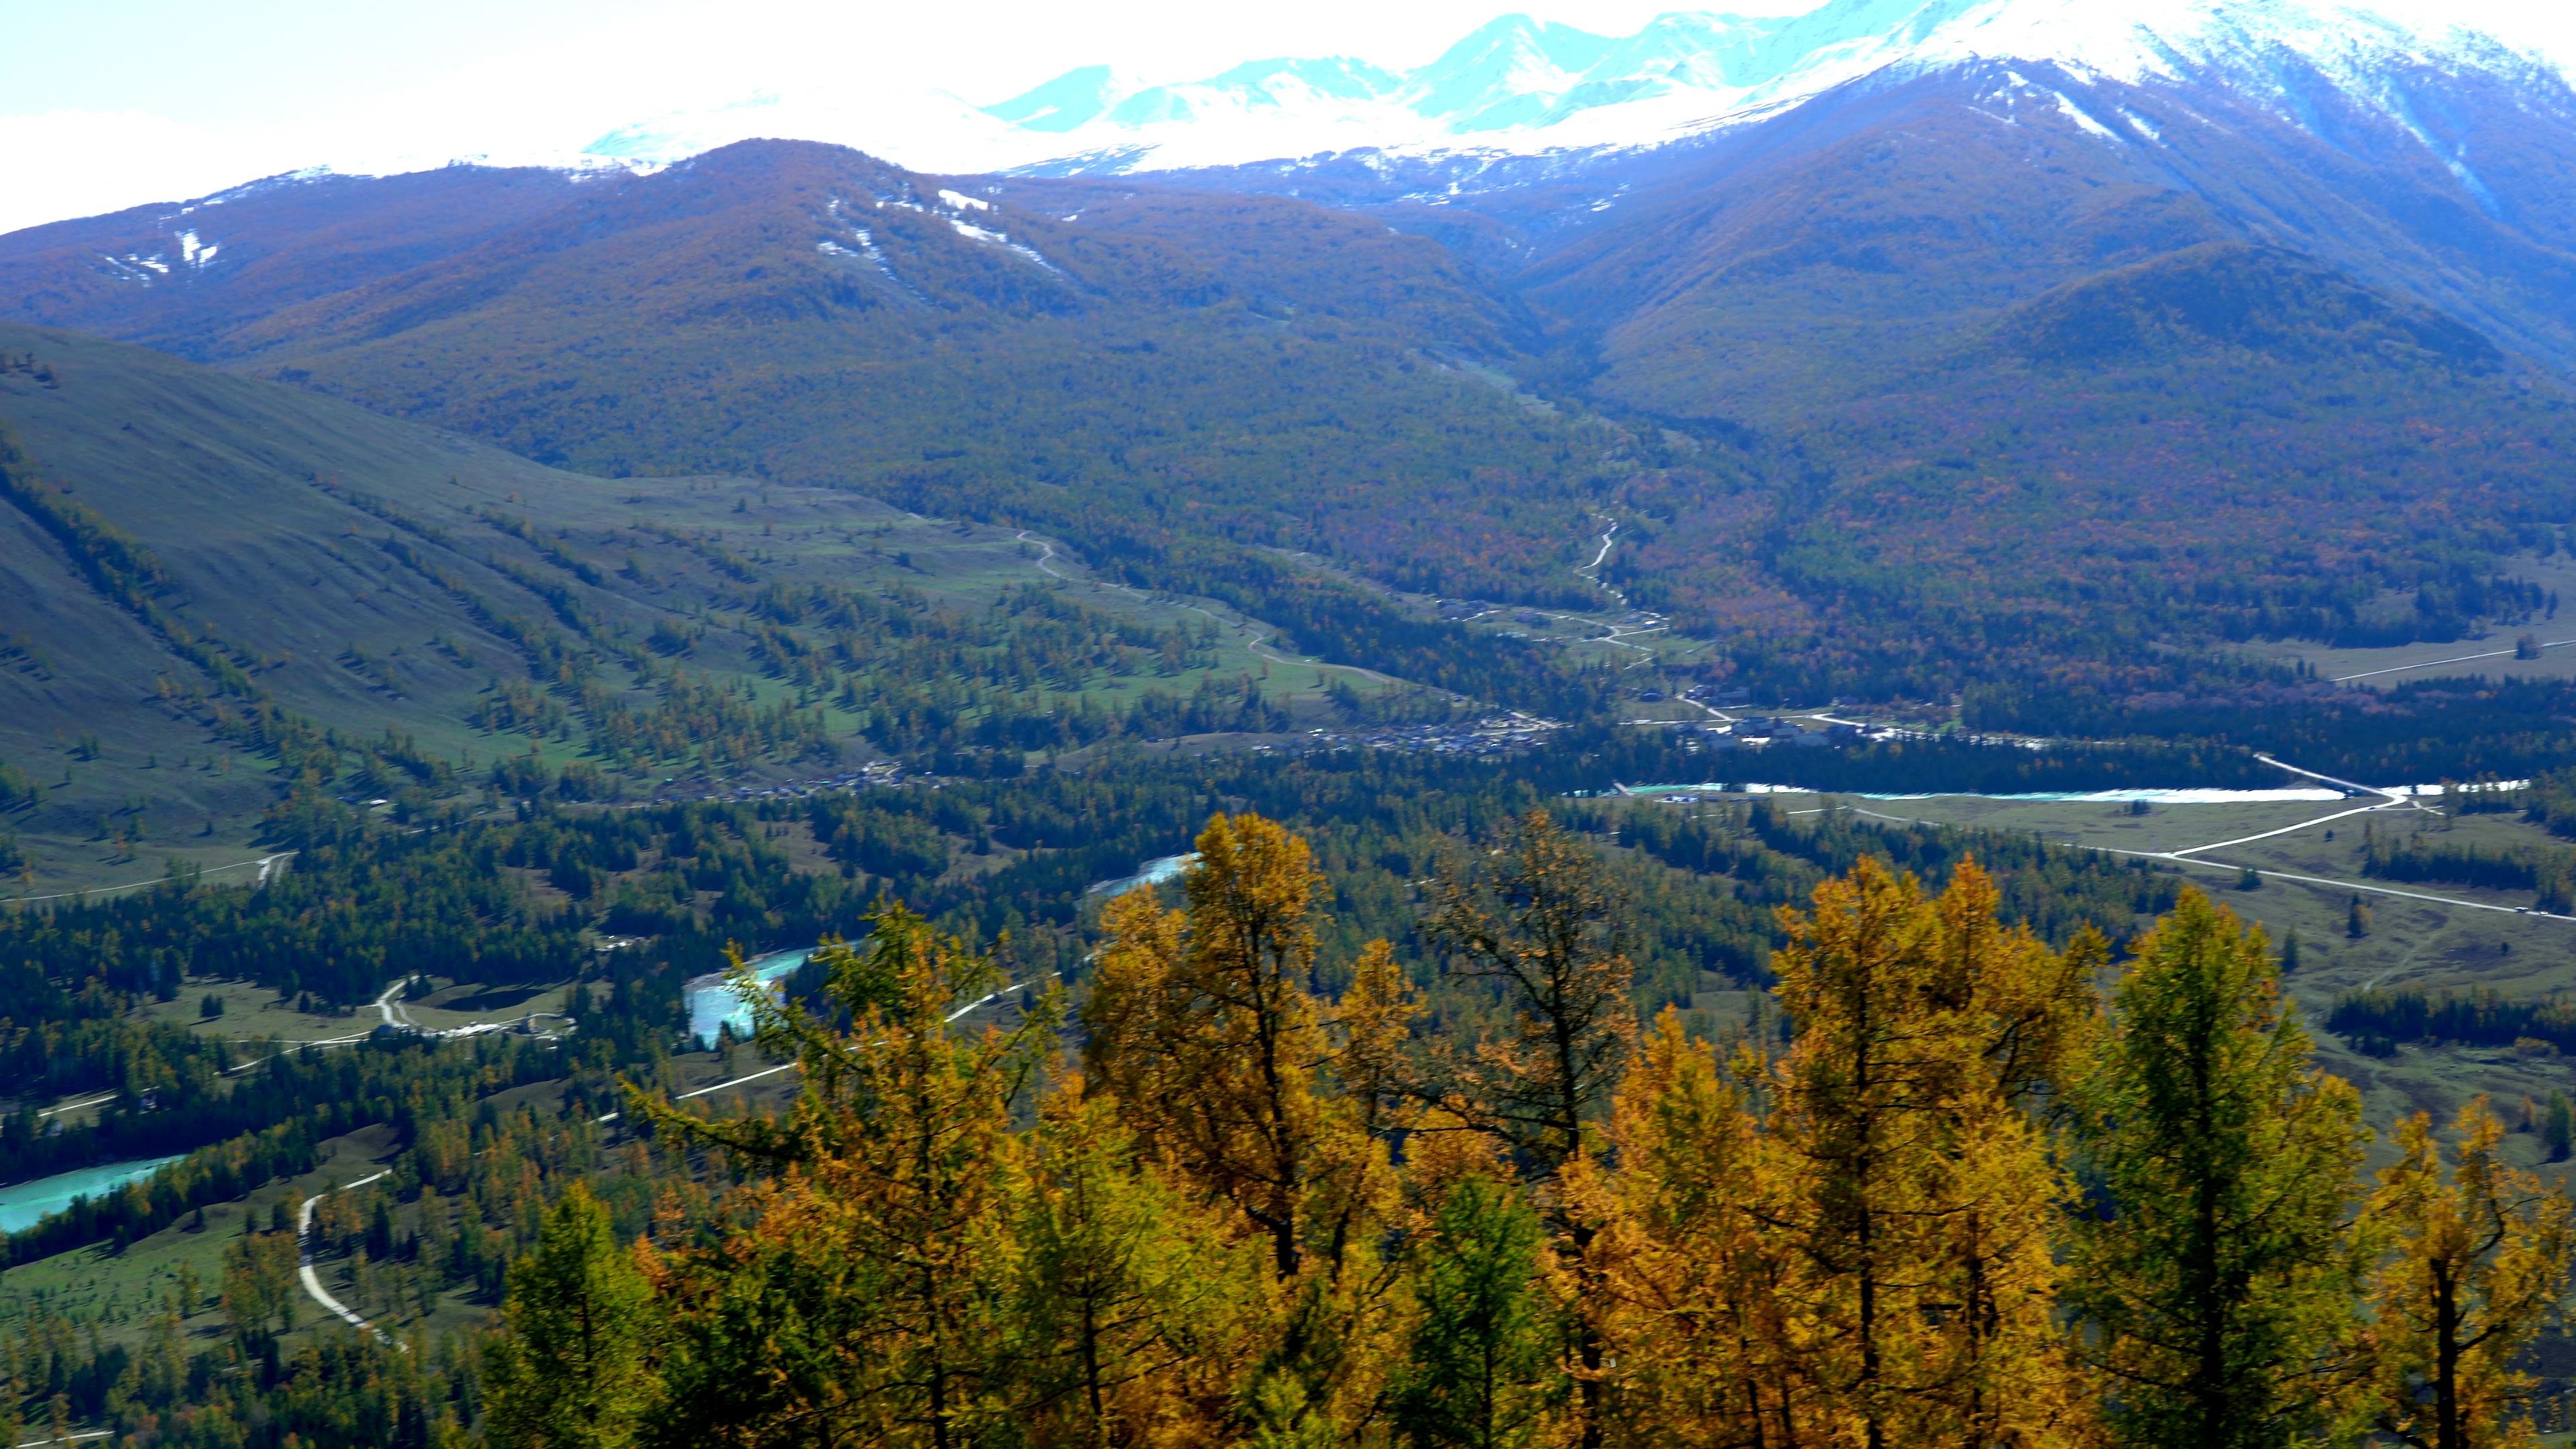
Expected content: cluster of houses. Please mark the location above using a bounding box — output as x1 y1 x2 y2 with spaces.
639 758 904 806
1299 714 1564 757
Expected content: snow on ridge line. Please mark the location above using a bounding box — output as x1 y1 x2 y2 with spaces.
34 1 2559 229
938 0 2576 181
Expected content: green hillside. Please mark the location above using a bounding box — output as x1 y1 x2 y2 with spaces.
137 138 2576 705
9 133 2576 718
0 323 1443 894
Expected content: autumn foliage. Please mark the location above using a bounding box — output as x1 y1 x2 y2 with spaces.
482 811 2575 1449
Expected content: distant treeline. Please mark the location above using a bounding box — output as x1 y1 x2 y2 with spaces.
1968 676 2576 784
2523 767 2576 841
1693 737 2279 794
2362 835 2576 910
3 1120 323 1265
2326 986 2576 1057
1599 798 2183 961
0 1033 568 1246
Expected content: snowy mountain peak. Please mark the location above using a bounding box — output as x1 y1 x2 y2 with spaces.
982 65 1132 133
578 1 2574 178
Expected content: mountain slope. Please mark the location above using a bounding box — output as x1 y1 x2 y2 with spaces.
1520 75 2237 421
1485 75 2576 689
0 321 1477 888
0 167 596 365
1 143 1626 623
0 319 847 877
1650 241 2576 693
13 32 2576 708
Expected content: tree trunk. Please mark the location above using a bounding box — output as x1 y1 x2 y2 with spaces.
1081 1292 1106 1445
2434 1264 2460 1449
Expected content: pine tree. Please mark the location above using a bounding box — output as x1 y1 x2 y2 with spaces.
1011 1075 1259 1447
2544 1091 2573 1163
1391 1174 1562 1449
2069 888 2369 1449
1423 810 1639 1181
2359 1098 2576 1449
483 1182 656 1449
640 904 1059 1449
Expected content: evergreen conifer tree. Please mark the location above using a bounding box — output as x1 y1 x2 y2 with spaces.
1391 1174 1560 1449
2069 888 2369 1449
1422 810 1640 1446
483 1182 655 1449
1010 1075 1259 1447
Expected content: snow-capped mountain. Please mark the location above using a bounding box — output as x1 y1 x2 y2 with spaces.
577 0 2576 177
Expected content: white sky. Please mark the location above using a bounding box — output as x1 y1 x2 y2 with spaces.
0 0 1733 235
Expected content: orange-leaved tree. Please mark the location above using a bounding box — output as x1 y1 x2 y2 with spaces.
1764 856 2096 1449
1594 1007 1788 1447
1083 812 1405 1445
2357 1097 2575 1449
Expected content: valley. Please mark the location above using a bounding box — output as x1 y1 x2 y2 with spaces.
14 3 2576 1445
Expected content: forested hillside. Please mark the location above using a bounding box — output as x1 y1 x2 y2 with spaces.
10 123 2575 710
1515 97 2576 696
1 143 1625 619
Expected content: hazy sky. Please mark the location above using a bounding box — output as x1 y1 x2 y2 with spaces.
0 0 1732 234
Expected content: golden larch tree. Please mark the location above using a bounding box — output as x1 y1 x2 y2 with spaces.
2358 1097 2575 1449
1764 857 2092 1449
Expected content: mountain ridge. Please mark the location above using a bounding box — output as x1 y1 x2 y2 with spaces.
580 1 2576 180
